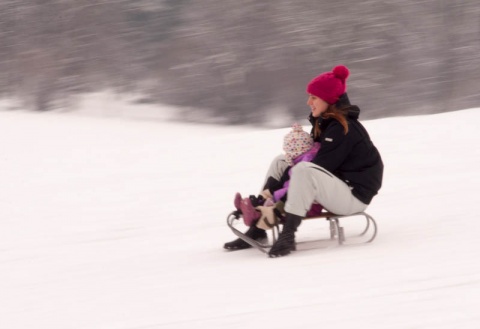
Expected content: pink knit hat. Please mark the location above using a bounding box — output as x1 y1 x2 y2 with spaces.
306 65 350 104
283 123 313 166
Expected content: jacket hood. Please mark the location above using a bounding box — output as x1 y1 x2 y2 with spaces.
347 105 360 120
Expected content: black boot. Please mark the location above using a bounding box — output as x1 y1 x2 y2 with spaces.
224 225 267 250
268 213 302 258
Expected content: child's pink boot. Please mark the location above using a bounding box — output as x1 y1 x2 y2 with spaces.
233 192 242 211
240 197 261 226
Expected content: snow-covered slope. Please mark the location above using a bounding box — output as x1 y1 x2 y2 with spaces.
1 108 479 329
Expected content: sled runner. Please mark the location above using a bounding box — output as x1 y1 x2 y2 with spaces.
226 210 378 254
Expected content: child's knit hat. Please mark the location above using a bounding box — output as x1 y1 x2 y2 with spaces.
306 65 350 104
283 123 314 165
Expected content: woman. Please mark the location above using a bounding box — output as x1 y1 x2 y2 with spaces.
225 65 384 258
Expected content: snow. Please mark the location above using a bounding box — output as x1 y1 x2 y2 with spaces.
1 106 479 329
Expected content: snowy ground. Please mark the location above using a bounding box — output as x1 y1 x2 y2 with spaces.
1 106 479 329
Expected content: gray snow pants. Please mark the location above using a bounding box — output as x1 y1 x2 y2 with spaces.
262 154 367 217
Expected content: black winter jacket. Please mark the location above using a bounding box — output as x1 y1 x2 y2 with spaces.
309 106 383 204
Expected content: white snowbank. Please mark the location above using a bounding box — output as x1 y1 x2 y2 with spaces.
0 107 479 329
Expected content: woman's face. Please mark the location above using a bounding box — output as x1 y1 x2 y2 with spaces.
307 94 329 118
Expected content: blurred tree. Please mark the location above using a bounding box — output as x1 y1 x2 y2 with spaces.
0 0 478 123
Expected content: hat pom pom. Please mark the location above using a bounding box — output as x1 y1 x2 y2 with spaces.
333 65 350 81
292 122 303 133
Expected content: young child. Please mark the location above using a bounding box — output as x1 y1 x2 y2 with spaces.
234 123 323 227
